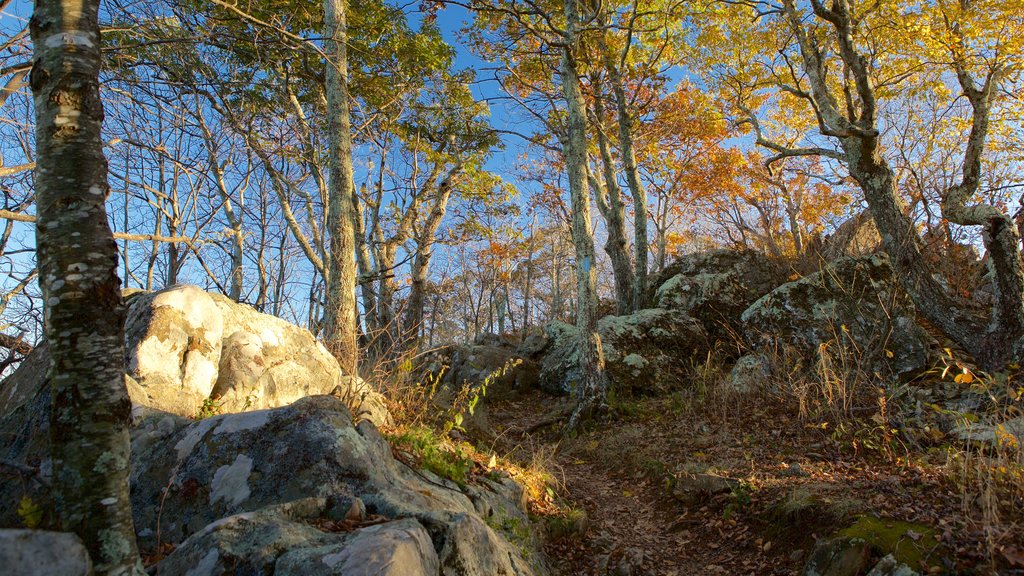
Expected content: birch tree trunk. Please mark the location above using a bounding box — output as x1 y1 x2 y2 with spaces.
562 0 608 431
321 0 359 375
30 0 144 572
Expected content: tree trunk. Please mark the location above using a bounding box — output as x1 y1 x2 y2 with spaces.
597 27 648 310
561 0 608 431
403 169 457 345
321 0 359 375
30 0 144 572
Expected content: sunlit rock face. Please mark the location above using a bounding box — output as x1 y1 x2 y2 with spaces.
125 284 386 424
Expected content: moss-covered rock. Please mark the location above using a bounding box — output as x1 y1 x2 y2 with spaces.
652 249 789 348
838 516 940 569
536 309 709 395
741 255 932 379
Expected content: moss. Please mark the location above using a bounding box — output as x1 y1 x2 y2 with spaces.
386 426 472 485
838 516 941 568
545 507 587 542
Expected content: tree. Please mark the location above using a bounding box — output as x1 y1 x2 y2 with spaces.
321 0 359 374
703 0 1024 369
29 0 144 572
560 0 608 428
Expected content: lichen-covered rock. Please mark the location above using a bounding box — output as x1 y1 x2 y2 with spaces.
537 309 708 395
599 309 709 393
741 255 932 379
0 529 92 576
725 353 773 395
536 321 583 396
803 537 872 576
126 285 385 423
157 501 441 576
1 393 546 575
652 249 789 346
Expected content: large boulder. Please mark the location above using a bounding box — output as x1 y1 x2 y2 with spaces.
0 393 547 575
536 309 709 395
652 249 789 347
126 285 385 423
741 254 932 379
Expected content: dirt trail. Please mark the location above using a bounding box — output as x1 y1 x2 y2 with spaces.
485 388 997 576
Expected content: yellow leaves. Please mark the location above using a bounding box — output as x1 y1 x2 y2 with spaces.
953 368 974 385
17 496 43 529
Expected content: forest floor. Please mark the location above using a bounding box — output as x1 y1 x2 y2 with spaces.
483 386 1024 576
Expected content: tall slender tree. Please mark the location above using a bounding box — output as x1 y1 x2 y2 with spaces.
322 0 359 375
561 0 608 429
30 0 144 573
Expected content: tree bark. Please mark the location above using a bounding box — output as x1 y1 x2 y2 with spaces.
30 0 144 572
404 168 458 345
596 25 648 310
561 0 608 431
321 0 359 375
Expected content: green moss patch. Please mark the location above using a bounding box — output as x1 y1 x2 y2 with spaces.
838 516 941 568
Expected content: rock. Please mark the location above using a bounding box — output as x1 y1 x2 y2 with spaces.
125 285 224 417
652 249 789 345
277 518 440 576
837 516 940 570
0 529 92 576
599 308 709 394
670 472 740 506
724 353 772 395
954 416 1024 448
0 393 546 575
537 309 709 395
125 285 386 424
0 285 389 427
536 321 582 396
803 537 872 576
814 211 882 262
865 554 920 576
742 255 932 379
160 502 441 576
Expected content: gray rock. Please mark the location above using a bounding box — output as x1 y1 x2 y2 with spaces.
1 394 545 575
803 537 872 576
954 416 1024 448
652 249 788 345
670 472 740 506
725 353 773 395
275 518 440 576
0 529 92 576
865 554 921 576
537 309 709 395
742 255 932 379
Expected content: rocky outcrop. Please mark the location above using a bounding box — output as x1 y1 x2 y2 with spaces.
741 255 932 379
0 391 547 575
536 309 708 395
652 249 789 347
125 285 387 424
422 333 541 398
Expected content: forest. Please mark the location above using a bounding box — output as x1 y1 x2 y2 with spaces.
0 0 1023 574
